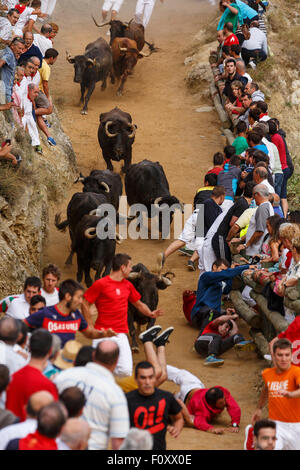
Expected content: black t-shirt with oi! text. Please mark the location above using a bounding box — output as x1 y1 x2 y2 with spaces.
126 388 182 450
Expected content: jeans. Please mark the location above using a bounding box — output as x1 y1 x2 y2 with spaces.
274 173 284 197
194 333 244 357
241 48 267 65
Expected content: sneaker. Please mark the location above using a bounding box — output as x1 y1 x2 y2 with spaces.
44 119 51 128
248 60 256 70
179 247 194 257
264 354 272 361
139 325 162 343
35 145 43 154
244 424 255 450
153 327 174 347
47 136 57 146
187 260 196 271
234 340 256 352
156 252 165 272
204 355 224 366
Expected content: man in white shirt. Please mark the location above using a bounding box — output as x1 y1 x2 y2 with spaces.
33 23 52 56
253 167 275 194
13 2 41 37
26 55 41 86
0 317 27 376
54 340 130 450
241 23 268 67
21 82 42 151
40 263 60 306
0 8 20 44
6 276 41 320
0 390 54 450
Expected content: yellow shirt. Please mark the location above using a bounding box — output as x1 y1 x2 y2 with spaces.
39 59 51 91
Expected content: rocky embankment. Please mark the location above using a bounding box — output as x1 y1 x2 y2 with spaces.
0 103 77 295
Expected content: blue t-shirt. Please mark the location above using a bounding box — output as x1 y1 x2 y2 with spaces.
1 46 17 101
24 305 88 347
236 0 258 20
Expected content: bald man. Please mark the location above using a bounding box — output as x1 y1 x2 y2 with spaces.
54 340 130 450
59 418 91 450
253 167 275 194
0 390 54 450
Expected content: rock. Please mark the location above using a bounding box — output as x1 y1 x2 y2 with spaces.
291 89 300 106
195 106 214 112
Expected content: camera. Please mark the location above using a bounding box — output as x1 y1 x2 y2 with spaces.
248 255 261 265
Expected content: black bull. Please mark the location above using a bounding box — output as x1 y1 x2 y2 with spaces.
66 37 112 115
127 263 174 352
98 107 137 173
55 192 122 287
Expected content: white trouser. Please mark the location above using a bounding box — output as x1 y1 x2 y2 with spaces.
102 0 124 12
135 0 156 28
22 114 40 146
241 286 256 307
166 365 205 402
93 333 133 377
274 421 300 450
41 0 57 16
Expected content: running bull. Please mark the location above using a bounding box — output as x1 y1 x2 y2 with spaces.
66 37 112 115
125 159 184 235
55 192 122 287
127 263 174 352
98 107 137 173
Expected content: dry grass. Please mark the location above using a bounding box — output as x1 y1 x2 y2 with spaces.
279 25 300 67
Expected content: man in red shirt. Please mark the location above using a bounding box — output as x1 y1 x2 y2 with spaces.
6 329 59 421
194 313 254 366
223 22 239 46
82 253 163 377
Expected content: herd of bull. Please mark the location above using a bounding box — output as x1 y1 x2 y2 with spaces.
66 17 157 114
56 36 185 347
55 161 180 349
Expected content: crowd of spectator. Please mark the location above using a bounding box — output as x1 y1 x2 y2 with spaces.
0 0 58 160
0 0 299 453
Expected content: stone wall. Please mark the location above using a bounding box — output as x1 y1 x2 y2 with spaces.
0 106 77 296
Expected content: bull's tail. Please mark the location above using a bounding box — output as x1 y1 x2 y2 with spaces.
55 213 69 232
145 41 160 53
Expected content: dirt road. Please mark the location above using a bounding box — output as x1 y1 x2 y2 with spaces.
44 0 265 450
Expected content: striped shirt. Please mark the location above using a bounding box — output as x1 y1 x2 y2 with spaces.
54 362 129 450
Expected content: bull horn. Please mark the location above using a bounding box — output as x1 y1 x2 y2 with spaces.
66 51 74 63
128 123 137 139
74 173 85 184
128 272 142 280
99 182 110 193
161 276 172 286
154 197 163 208
119 45 128 52
138 50 151 58
89 209 98 216
91 15 111 28
87 58 97 66
84 227 97 239
105 121 118 138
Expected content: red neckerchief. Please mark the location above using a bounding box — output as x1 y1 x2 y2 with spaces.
259 113 268 119
15 4 26 14
19 431 58 450
27 90 33 103
16 81 21 87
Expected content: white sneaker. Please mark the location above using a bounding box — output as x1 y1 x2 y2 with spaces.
248 60 256 70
